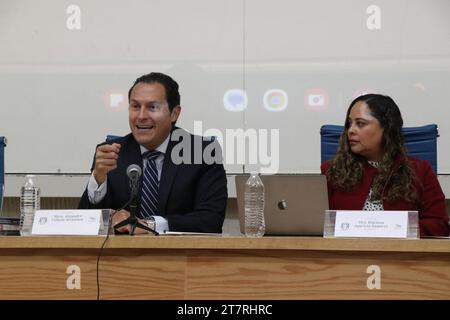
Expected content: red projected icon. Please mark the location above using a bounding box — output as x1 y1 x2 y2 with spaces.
304 88 328 111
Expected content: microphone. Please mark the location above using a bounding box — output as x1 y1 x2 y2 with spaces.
114 164 157 235
126 164 142 201
127 164 142 210
127 164 142 180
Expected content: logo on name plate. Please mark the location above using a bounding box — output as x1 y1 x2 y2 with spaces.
39 217 48 225
340 222 350 230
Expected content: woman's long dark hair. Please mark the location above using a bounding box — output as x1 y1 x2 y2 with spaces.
326 94 417 202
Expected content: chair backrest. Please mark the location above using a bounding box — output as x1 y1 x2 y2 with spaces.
320 124 439 173
0 137 6 212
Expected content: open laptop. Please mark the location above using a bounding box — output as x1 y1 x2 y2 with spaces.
235 174 329 236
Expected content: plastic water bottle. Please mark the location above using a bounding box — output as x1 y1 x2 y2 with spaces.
244 172 265 237
19 175 40 236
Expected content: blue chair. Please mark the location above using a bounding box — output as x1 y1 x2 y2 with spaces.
320 124 439 173
0 137 6 212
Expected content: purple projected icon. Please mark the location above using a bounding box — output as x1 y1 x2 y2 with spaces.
223 89 248 112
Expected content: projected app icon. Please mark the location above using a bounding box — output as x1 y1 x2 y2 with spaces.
263 89 288 112
304 88 328 111
223 89 248 112
104 90 127 112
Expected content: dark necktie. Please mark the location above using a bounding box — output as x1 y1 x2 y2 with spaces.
140 150 161 218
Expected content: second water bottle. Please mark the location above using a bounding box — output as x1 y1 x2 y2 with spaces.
244 172 265 237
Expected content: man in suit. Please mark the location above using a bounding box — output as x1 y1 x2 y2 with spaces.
78 72 227 234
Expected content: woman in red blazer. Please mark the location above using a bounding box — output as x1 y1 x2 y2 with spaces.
321 94 449 237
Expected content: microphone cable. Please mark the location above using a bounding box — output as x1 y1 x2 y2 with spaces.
96 200 130 300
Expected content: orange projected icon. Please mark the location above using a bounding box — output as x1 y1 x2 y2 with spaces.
104 90 128 112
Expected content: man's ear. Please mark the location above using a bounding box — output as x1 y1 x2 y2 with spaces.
171 105 181 123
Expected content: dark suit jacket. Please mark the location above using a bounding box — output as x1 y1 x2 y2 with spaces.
78 128 228 233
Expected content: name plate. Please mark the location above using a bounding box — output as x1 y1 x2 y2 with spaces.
334 210 409 238
31 210 102 236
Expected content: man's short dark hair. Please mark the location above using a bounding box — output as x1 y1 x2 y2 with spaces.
128 72 180 111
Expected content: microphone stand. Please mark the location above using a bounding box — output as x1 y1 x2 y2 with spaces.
114 176 158 236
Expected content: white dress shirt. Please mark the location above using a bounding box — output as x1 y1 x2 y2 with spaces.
87 135 170 233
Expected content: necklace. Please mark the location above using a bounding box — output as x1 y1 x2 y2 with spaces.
368 160 380 168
